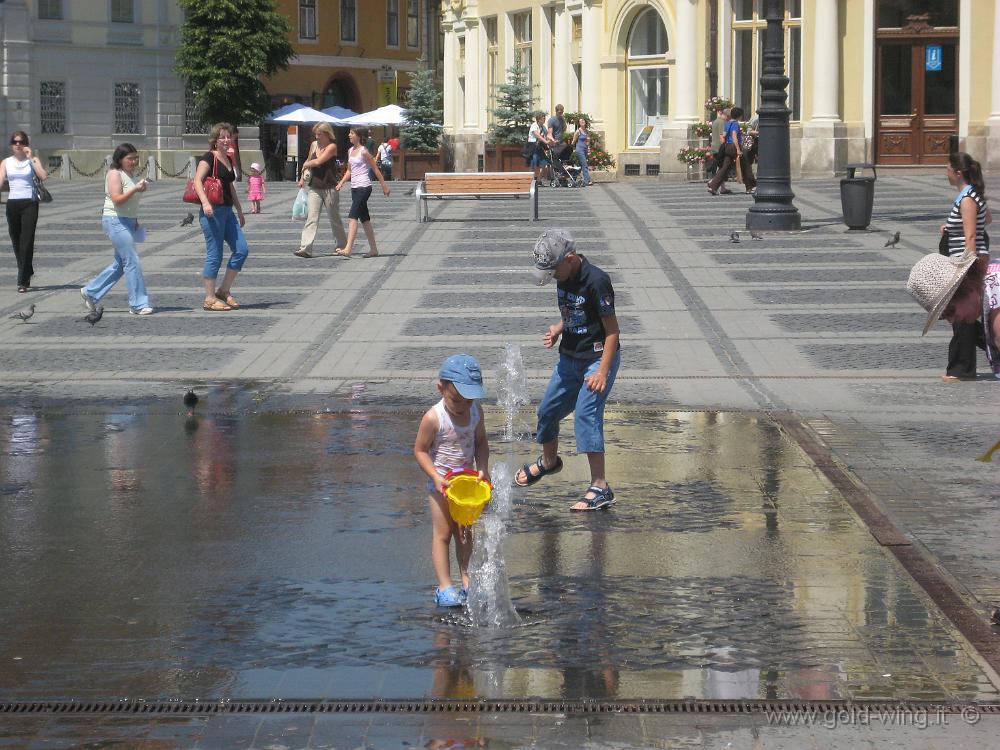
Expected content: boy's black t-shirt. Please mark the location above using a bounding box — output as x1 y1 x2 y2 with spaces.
556 255 617 360
198 152 236 206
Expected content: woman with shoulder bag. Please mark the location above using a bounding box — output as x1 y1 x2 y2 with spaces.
194 122 249 311
294 123 347 258
0 131 48 292
938 152 992 380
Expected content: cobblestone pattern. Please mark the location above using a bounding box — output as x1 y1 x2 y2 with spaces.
749 288 912 305
711 251 893 265
0 347 237 372
387 344 655 371
731 268 904 283
772 313 925 333
24 315 276 338
419 290 635 309
801 343 941 370
399 315 641 337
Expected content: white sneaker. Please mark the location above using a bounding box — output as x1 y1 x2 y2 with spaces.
130 306 154 316
80 287 96 312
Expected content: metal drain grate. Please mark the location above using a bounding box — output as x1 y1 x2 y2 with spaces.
2 700 999 716
624 164 640 176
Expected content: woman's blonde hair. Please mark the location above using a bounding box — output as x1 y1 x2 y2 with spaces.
208 122 235 150
313 122 335 140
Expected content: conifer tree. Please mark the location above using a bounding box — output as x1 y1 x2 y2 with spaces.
488 53 534 144
176 0 294 126
401 65 443 152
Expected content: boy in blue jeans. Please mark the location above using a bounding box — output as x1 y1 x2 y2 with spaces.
514 230 621 511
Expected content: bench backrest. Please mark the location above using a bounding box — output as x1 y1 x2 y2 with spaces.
425 172 534 194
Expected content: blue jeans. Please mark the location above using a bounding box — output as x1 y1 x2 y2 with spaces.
576 147 592 185
85 216 149 310
199 204 249 279
535 351 620 453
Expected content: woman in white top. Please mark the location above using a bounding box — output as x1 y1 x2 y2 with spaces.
0 131 48 292
80 143 152 315
334 127 390 258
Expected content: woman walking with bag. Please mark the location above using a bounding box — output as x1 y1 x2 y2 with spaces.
333 127 390 258
80 143 153 315
193 122 249 311
294 123 347 258
938 151 991 380
0 131 48 292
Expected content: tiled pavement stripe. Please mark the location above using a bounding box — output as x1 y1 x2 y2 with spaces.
608 182 785 410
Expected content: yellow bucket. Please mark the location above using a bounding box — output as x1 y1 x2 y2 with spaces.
444 469 492 526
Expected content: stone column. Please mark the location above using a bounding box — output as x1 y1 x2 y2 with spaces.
581 0 601 127
463 18 481 131
553 3 570 110
799 0 843 174
988 0 1000 169
673 0 699 124
442 23 457 133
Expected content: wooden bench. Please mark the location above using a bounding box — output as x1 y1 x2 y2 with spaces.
414 172 538 222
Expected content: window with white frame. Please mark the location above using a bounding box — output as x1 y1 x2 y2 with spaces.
387 0 399 46
111 0 134 23
627 8 669 146
40 82 66 134
485 17 499 128
184 83 207 135
732 0 801 121
341 0 356 42
512 11 532 88
406 0 419 48
300 0 317 40
114 82 142 134
38 0 63 20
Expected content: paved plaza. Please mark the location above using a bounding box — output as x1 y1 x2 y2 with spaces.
1 173 999 747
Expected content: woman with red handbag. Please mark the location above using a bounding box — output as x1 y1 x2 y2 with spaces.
193 122 249 311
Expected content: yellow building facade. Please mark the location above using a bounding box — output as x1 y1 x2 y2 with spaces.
266 0 437 113
442 0 1000 176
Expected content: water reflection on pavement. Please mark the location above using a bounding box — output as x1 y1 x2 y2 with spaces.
0 391 996 705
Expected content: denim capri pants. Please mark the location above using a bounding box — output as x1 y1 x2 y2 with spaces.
199 204 249 279
535 351 621 453
348 185 373 223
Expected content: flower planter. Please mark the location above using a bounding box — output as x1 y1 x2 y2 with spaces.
400 150 443 181
686 163 706 182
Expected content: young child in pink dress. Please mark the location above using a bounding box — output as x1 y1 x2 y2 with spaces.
246 162 265 214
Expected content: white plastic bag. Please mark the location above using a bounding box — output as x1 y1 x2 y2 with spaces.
291 188 308 221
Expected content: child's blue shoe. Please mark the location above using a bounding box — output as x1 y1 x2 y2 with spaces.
459 587 468 603
435 586 463 607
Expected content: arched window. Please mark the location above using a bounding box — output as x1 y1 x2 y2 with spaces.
627 8 669 146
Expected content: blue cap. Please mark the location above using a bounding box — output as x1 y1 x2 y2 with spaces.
439 354 487 400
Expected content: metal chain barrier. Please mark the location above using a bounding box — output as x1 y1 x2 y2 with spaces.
156 159 191 179
68 157 108 178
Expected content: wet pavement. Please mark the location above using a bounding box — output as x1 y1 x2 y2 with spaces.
1 399 996 711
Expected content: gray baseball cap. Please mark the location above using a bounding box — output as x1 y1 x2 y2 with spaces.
531 229 575 285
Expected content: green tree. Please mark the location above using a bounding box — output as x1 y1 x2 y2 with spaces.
401 65 443 152
488 52 534 144
176 0 294 126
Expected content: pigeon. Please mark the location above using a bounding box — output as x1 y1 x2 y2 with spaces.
80 306 104 326
884 231 900 248
749 230 764 241
10 304 35 323
729 230 741 243
180 212 195 227
183 390 199 410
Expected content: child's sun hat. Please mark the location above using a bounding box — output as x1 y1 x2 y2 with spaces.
906 251 978 335
439 353 487 399
249 162 262 172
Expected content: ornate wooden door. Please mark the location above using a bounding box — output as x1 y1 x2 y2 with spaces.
875 14 958 165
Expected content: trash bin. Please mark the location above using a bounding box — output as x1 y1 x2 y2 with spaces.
283 159 296 182
840 163 877 230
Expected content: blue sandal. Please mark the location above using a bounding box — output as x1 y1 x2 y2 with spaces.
435 586 464 607
570 485 616 512
514 455 563 487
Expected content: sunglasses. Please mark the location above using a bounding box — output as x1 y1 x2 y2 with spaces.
10 140 26 145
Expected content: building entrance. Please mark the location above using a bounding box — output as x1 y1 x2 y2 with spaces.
875 5 958 165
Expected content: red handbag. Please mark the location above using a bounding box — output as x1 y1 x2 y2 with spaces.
183 154 225 205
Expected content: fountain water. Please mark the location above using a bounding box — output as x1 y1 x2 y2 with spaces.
465 344 529 628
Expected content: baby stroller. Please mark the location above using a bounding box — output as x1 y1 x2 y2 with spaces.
546 143 583 188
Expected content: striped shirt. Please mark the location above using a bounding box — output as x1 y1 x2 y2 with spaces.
945 185 988 257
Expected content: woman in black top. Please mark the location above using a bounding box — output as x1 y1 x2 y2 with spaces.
193 122 249 311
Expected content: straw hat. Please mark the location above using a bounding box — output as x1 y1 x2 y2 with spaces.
906 251 978 335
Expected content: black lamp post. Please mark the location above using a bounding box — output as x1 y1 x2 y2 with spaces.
746 0 801 231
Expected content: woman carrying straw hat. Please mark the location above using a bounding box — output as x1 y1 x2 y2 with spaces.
906 251 1000 379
